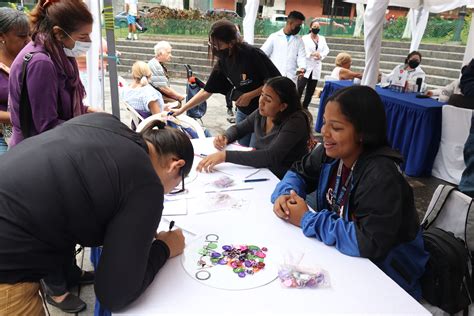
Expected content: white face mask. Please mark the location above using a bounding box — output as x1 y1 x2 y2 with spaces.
62 30 91 58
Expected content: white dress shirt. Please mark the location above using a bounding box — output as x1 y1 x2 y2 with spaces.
260 29 306 83
301 34 329 80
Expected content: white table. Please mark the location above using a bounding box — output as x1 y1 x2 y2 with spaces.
116 138 430 315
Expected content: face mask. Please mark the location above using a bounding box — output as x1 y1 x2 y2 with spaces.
311 28 320 35
62 30 91 58
408 60 420 69
291 25 301 35
213 48 230 59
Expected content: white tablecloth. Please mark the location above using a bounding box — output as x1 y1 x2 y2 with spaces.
115 138 430 315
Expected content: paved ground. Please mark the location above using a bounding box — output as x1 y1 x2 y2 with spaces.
48 75 448 315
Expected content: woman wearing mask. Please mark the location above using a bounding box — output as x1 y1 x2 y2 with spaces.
0 113 191 314
8 0 96 148
172 19 281 147
298 20 329 109
386 51 425 85
7 0 97 312
0 7 29 154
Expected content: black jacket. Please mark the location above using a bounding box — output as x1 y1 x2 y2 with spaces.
0 113 169 311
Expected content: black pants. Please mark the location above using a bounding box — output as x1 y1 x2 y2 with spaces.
225 91 233 110
297 72 318 109
41 248 82 296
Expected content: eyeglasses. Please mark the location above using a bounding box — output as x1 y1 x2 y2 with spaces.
207 42 218 50
168 168 186 195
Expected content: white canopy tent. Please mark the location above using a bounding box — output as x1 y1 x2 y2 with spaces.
84 0 120 117
243 0 260 45
345 0 474 87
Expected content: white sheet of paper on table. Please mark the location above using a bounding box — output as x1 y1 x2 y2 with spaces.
162 199 187 216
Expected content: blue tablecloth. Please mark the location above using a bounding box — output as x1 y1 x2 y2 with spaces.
315 80 445 177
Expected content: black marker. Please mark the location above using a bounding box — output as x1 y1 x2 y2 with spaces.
169 220 175 231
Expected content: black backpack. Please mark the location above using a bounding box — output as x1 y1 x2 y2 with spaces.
421 227 473 314
421 185 474 315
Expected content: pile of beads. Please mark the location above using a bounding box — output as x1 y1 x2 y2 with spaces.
198 243 268 278
278 266 327 289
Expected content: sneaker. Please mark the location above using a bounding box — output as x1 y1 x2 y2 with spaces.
226 117 236 124
78 270 95 285
45 293 86 313
227 108 234 117
133 34 138 40
125 36 132 40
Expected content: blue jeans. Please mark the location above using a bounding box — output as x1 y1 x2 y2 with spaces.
235 109 256 147
0 136 7 155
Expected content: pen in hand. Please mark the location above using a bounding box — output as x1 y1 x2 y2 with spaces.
169 220 175 231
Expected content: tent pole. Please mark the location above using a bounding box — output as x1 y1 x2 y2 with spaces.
103 0 121 119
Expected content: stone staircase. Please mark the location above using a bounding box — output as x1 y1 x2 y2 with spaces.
116 35 466 89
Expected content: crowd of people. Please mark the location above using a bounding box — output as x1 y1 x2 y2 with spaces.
0 1 473 315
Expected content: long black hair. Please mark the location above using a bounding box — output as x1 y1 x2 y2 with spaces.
139 120 194 177
326 85 388 149
208 19 243 62
265 76 312 140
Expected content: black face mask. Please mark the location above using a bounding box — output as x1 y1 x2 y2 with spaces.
291 25 301 35
311 28 320 35
408 60 420 69
213 48 230 59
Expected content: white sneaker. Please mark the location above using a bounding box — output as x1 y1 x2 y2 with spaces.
133 34 138 40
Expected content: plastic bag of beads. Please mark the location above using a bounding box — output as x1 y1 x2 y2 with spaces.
278 252 330 289
278 264 329 289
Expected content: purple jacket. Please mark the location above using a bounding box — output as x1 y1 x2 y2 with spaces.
0 70 8 112
8 41 86 147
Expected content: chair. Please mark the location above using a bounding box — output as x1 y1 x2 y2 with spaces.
136 113 206 139
124 102 145 130
432 105 473 184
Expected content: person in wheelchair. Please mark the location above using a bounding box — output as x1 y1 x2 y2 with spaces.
148 41 185 106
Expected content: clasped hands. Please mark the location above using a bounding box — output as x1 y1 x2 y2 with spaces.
273 190 308 227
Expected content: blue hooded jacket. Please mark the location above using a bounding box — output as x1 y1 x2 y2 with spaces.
271 145 429 299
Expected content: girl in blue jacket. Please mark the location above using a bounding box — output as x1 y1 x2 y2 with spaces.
271 85 428 299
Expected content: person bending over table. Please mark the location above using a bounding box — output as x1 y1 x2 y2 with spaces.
0 113 192 314
172 19 280 147
271 86 428 299
197 76 312 179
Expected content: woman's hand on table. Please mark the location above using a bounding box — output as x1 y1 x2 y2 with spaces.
213 135 228 150
196 151 226 173
156 229 185 258
286 190 308 227
273 194 292 220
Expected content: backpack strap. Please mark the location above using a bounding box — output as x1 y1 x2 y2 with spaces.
422 185 456 229
19 52 38 139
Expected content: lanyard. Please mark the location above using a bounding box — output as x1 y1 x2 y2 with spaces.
331 160 355 216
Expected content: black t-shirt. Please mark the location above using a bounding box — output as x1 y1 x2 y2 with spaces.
0 113 170 312
204 43 281 115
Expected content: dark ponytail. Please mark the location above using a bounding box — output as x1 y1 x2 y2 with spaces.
140 120 194 177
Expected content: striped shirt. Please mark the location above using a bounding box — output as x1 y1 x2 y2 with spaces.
148 58 169 89
123 84 164 114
